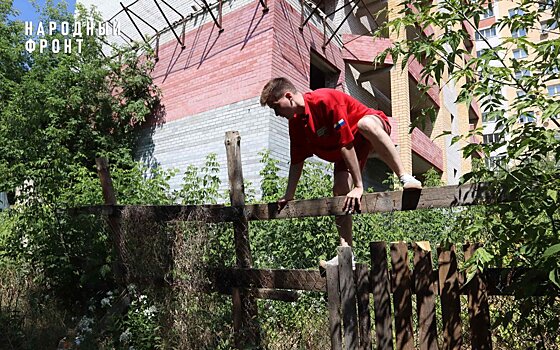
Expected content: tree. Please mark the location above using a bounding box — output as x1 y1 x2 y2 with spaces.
0 0 162 302
375 0 560 347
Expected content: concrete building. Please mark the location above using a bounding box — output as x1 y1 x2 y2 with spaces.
475 0 559 169
78 0 480 196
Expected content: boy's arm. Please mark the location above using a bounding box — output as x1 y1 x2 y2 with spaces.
284 161 304 199
277 161 304 213
340 143 363 212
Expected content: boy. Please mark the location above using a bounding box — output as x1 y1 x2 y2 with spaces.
260 77 421 266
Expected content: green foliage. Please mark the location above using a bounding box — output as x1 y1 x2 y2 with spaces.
376 0 560 346
176 153 222 205
0 2 161 203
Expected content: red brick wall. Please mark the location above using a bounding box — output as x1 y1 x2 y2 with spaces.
150 0 351 122
342 35 393 65
271 0 346 93
411 127 444 170
151 2 276 122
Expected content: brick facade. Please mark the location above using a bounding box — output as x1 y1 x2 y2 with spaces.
84 0 475 197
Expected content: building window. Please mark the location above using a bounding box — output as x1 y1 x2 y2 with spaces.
476 27 497 40
508 8 525 17
548 84 560 96
539 0 554 10
476 49 487 57
541 20 558 34
512 28 527 38
513 48 528 59
514 69 531 79
483 132 503 144
481 5 494 19
485 155 506 170
482 112 497 123
518 112 536 123
310 51 340 90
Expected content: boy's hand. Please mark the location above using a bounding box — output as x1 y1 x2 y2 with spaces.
277 196 292 213
343 187 363 214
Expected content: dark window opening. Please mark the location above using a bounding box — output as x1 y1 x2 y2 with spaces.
310 51 340 90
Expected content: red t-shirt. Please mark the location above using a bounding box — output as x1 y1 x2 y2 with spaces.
289 88 388 164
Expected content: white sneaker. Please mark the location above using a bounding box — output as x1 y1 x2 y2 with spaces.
400 174 422 190
320 254 356 270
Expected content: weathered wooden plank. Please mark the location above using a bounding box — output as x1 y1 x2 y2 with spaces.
355 263 372 350
246 288 299 302
134 267 557 297
464 243 493 350
371 242 394 350
438 245 463 350
326 265 343 350
413 242 438 350
390 242 414 350
225 131 259 349
70 183 501 222
339 246 358 350
209 268 327 292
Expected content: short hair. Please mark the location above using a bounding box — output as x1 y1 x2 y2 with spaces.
260 77 297 106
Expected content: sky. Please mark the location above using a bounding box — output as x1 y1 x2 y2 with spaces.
11 0 76 23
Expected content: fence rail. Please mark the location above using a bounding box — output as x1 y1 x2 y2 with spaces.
73 132 556 350
70 182 505 222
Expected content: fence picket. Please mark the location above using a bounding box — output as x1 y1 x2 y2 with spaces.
339 246 359 350
371 242 394 350
438 245 463 350
390 242 414 350
355 263 372 350
464 243 493 350
326 265 342 350
413 242 438 350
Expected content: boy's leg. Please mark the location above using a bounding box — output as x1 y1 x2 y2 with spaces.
357 115 405 177
357 115 422 189
333 169 354 246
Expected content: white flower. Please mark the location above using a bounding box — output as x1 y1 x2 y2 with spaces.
119 328 132 343
77 316 94 333
142 305 157 319
21 235 29 248
101 297 111 307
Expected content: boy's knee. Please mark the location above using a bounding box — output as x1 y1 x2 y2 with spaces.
358 116 384 135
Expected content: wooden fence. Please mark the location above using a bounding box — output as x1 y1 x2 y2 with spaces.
74 131 556 349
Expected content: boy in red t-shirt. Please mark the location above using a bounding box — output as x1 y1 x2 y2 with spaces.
260 77 421 266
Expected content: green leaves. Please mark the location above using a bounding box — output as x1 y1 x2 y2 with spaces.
543 243 560 259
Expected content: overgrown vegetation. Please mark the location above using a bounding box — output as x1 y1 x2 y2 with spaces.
1 0 559 348
374 0 560 347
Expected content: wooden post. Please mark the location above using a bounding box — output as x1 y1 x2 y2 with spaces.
438 245 463 350
338 246 358 350
326 265 342 350
224 131 259 348
371 241 394 350
390 242 414 350
413 241 438 350
95 157 125 283
355 263 372 350
464 243 493 350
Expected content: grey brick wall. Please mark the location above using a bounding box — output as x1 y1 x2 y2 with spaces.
136 97 291 200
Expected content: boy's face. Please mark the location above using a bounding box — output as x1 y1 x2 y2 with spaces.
267 92 297 119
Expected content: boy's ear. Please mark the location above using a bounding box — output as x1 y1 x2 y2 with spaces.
284 91 293 99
